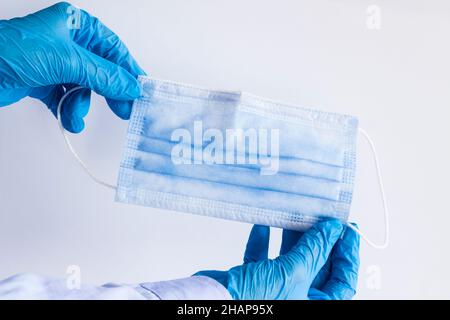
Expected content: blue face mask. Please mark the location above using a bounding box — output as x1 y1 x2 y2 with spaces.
57 77 389 249
114 76 358 231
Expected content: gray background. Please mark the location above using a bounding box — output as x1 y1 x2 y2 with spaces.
1 0 449 299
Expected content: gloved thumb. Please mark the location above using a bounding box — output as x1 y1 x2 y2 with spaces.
67 46 141 103
244 225 270 264
284 220 343 282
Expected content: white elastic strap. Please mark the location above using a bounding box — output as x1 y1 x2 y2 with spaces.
347 128 390 250
57 86 117 191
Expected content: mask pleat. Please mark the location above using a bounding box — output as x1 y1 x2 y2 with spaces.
126 150 343 201
126 134 346 181
118 168 349 218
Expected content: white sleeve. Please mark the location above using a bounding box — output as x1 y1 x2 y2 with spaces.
0 274 147 300
138 276 232 300
0 274 231 300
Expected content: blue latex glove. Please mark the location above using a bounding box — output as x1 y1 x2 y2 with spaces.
196 220 360 300
0 2 145 133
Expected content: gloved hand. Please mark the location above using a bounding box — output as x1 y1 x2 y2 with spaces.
196 220 360 300
0 2 145 133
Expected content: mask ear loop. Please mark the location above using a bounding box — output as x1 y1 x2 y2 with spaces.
57 86 117 191
346 128 390 250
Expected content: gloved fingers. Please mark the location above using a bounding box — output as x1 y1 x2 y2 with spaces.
75 41 138 119
105 98 133 120
0 88 31 107
62 85 91 118
65 46 141 115
310 259 331 290
321 224 360 300
60 85 92 133
280 230 303 255
29 85 64 116
29 85 75 132
30 84 91 133
284 220 343 281
243 225 270 264
320 279 356 300
72 5 146 78
308 288 332 301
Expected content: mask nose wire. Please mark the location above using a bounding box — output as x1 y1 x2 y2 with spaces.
57 86 117 191
346 128 390 250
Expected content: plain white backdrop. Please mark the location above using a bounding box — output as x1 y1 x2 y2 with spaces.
1 0 449 299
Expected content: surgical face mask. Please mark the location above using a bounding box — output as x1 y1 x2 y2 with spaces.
57 77 389 249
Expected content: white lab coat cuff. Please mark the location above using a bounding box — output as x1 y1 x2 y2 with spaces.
138 276 232 300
